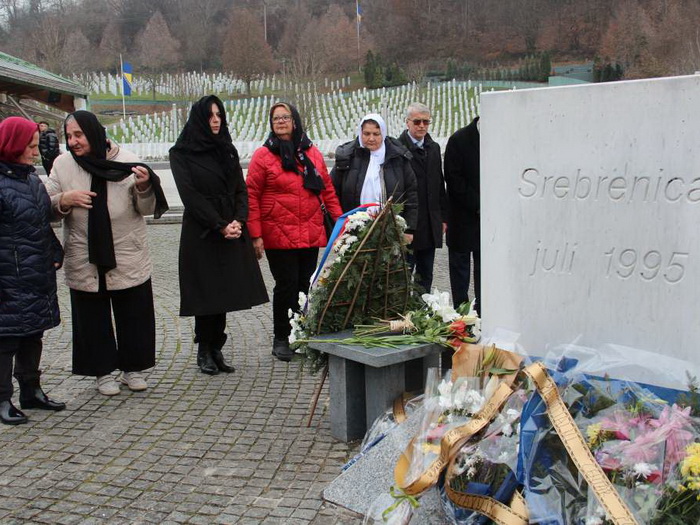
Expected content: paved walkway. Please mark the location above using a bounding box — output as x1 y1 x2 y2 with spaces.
0 224 454 524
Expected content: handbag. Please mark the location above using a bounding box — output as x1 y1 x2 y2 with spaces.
317 195 335 240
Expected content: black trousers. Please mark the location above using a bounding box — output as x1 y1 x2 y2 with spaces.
266 248 319 340
194 313 226 346
449 247 481 314
70 278 156 377
0 334 43 402
407 246 437 293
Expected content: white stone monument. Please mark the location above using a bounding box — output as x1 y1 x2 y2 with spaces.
481 74 700 368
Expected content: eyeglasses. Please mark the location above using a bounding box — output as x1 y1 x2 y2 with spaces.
272 114 292 123
409 119 431 126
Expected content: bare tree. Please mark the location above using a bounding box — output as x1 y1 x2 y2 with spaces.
135 10 181 98
222 7 277 93
61 30 92 73
31 13 66 72
96 19 124 72
173 0 229 70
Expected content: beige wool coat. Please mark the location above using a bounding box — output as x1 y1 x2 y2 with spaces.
44 147 156 292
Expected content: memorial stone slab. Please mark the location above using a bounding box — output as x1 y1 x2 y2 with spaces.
481 75 700 368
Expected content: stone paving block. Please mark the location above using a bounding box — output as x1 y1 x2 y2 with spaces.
3 225 458 524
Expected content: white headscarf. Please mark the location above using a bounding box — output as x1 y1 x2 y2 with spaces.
357 113 387 206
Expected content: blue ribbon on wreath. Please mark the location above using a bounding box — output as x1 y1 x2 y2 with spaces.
309 203 380 287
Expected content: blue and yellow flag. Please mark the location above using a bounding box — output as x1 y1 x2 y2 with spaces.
357 3 363 25
122 62 133 96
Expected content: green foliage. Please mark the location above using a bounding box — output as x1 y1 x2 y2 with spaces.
473 53 550 83
593 59 625 82
443 59 476 81
292 204 418 374
363 51 407 88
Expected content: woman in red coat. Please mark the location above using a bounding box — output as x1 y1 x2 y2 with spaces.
247 102 342 361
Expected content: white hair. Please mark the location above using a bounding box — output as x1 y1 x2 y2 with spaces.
405 102 430 120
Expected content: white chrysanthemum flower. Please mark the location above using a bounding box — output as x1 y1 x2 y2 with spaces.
437 380 454 410
395 214 407 230
288 308 294 319
453 386 485 414
631 463 655 478
298 291 307 308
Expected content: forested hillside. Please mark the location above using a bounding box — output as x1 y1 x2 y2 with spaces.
1 0 698 81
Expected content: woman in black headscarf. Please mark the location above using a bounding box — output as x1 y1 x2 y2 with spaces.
45 110 168 396
170 95 268 375
247 102 342 362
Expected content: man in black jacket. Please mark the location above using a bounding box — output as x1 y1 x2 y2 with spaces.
398 103 448 293
444 117 480 313
38 121 60 174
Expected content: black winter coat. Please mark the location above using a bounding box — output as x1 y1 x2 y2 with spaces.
444 117 480 251
0 162 63 336
398 130 448 250
170 150 268 316
331 137 418 230
39 129 59 161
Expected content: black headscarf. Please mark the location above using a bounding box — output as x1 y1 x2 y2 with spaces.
263 102 325 195
170 95 241 176
65 110 169 274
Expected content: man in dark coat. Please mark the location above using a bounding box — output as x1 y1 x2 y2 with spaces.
398 102 448 292
38 121 60 175
444 117 480 313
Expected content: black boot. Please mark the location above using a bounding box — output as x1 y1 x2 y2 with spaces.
210 334 235 373
0 400 28 425
197 344 219 375
19 384 66 411
272 338 295 362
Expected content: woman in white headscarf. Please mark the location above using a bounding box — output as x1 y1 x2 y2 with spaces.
331 113 417 235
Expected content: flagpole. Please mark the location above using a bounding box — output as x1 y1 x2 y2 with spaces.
119 53 126 120
356 0 361 72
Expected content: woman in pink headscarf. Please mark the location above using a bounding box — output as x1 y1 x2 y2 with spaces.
0 117 65 425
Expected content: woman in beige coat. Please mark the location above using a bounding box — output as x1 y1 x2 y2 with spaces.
45 111 167 396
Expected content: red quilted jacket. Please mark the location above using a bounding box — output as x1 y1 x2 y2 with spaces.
247 145 343 250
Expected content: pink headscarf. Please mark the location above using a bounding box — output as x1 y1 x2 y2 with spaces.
0 116 39 163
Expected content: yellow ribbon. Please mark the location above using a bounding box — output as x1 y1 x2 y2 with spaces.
381 486 420 522
523 362 639 525
394 382 514 495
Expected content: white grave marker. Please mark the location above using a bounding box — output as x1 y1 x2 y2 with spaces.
481 75 700 365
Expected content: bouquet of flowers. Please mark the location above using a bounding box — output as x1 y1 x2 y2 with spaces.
519 353 700 525
384 344 523 525
439 387 530 525
350 290 481 349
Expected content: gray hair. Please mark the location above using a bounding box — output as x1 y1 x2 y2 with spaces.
405 102 431 120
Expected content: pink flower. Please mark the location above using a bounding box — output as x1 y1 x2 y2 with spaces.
426 424 447 442
649 404 695 472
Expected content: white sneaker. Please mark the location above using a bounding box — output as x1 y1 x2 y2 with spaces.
119 371 148 392
96 375 120 396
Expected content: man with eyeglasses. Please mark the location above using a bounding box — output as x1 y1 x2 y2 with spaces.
398 102 448 293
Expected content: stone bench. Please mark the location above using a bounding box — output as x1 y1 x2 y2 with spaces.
309 332 443 442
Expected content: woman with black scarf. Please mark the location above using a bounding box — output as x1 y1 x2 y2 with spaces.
45 110 168 396
170 95 268 375
247 102 342 362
